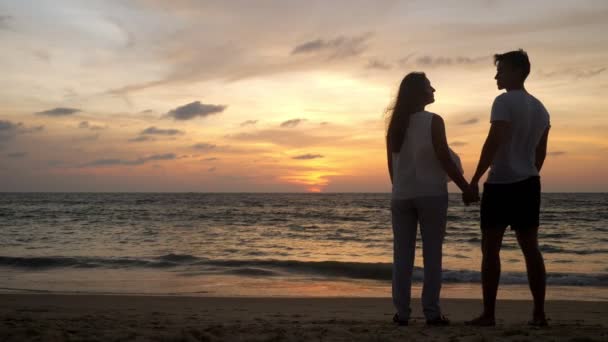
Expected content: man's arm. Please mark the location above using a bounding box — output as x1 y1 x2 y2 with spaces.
535 126 550 172
431 115 469 192
470 121 511 186
386 136 393 184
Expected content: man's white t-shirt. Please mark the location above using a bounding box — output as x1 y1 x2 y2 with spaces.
487 90 550 184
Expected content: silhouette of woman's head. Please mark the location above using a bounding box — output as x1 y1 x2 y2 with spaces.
386 72 435 153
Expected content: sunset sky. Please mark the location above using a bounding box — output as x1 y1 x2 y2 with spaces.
1 0 607 192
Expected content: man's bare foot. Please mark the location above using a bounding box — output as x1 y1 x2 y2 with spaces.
528 315 548 327
465 315 496 327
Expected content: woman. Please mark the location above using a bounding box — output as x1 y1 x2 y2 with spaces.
386 72 469 326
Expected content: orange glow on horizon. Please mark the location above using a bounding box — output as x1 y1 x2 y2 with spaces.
280 170 342 190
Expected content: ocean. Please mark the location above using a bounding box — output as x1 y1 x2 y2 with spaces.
1 193 606 300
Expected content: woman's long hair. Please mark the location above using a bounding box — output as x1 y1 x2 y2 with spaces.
385 72 428 153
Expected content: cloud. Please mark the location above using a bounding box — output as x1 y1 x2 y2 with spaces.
191 143 250 154
47 160 65 167
81 153 177 167
165 101 226 120
240 120 258 127
78 121 106 130
106 16 136 49
141 126 184 135
82 158 125 167
450 141 468 146
538 67 606 80
226 129 344 148
203 157 219 161
128 136 155 143
415 55 489 67
366 59 391 70
292 154 323 160
208 167 216 172
0 120 18 141
291 33 372 59
280 118 305 128
459 118 479 125
548 151 566 156
146 153 177 161
19 124 45 134
6 152 26 159
397 53 416 66
0 120 44 142
192 143 217 150
0 15 11 30
35 107 81 116
33 50 51 62
72 134 99 142
575 68 606 79
131 125 186 142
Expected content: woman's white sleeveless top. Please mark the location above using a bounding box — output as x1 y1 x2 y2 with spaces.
391 111 450 200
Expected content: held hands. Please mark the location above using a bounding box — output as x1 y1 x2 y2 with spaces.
462 183 480 205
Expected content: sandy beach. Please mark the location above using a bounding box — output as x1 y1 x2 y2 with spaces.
1 294 606 341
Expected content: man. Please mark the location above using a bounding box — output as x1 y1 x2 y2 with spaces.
464 49 550 327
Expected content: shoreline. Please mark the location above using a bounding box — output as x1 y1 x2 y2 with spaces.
2 282 607 302
1 294 606 341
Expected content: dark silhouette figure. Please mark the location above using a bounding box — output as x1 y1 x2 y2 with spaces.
464 50 550 327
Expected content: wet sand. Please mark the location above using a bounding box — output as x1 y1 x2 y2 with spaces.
1 294 606 341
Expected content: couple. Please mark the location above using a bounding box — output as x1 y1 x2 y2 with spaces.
386 49 550 327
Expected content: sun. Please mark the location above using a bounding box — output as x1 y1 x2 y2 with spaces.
280 170 341 193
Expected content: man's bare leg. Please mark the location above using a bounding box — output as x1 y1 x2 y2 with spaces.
516 227 547 324
467 226 506 326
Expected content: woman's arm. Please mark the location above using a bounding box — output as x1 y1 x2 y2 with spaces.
386 136 393 184
431 115 469 192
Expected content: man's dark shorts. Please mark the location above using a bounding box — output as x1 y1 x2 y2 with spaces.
481 176 541 231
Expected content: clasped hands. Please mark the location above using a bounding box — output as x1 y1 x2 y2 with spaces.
462 183 480 205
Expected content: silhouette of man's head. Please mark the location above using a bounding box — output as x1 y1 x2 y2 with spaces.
494 49 530 90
